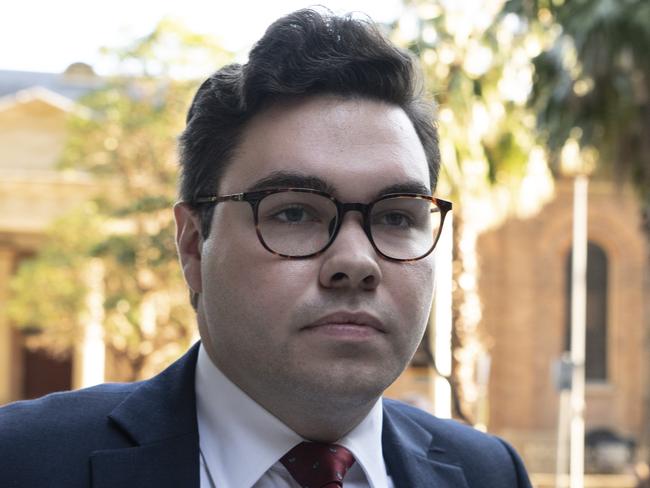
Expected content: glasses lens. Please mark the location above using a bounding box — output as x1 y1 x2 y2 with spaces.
370 196 441 260
257 191 338 256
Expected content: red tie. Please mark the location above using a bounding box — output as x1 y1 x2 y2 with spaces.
280 441 356 488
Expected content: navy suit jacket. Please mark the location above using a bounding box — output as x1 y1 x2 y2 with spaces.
0 344 532 487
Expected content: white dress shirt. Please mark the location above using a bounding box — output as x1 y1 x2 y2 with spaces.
195 344 394 488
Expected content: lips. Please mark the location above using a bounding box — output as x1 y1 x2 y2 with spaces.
304 311 386 333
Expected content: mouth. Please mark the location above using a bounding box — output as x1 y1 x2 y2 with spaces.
303 311 386 334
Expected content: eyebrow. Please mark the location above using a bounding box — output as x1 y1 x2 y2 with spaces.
379 182 432 197
245 170 431 198
245 171 336 194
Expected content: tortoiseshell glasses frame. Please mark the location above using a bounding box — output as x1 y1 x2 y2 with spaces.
191 188 452 262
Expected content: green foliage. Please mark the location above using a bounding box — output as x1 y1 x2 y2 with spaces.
8 20 232 379
8 205 103 356
395 1 547 207
506 0 650 200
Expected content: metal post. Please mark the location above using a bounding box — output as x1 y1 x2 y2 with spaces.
569 174 588 488
554 352 573 488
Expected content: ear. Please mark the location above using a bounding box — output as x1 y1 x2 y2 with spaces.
174 202 204 294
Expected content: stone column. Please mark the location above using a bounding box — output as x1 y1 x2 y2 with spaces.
72 258 105 389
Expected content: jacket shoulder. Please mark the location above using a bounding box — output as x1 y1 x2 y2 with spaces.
382 398 532 487
0 383 138 487
384 397 509 447
0 382 138 436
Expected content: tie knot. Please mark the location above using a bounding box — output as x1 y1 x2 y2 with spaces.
280 441 356 488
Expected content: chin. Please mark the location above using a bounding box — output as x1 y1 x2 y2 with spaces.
311 367 399 404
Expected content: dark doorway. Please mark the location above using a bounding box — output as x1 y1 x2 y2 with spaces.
22 345 72 399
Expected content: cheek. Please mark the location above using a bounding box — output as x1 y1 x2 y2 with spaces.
235 261 315 316
203 228 317 324
387 259 435 320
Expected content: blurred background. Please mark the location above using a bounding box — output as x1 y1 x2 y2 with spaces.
1 0 648 486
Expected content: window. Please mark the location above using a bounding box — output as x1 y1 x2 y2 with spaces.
565 242 608 382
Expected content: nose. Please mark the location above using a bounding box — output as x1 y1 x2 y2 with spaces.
318 213 382 290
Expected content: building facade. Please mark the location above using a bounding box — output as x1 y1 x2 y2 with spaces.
479 179 649 473
0 65 99 405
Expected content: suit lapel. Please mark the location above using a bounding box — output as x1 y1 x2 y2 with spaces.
90 344 201 488
382 401 470 488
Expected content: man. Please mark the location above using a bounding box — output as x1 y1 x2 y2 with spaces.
0 8 532 488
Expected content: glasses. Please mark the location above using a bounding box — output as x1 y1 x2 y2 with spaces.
192 188 452 262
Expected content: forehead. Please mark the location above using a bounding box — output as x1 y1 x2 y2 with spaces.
219 95 431 199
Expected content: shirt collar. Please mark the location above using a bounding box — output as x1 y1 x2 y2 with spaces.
194 343 389 488
337 397 387 488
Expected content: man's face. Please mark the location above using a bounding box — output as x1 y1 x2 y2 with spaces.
181 95 435 414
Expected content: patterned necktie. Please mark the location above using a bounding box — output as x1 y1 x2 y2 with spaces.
280 441 356 488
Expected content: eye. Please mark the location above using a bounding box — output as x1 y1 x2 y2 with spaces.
374 211 414 228
269 204 319 224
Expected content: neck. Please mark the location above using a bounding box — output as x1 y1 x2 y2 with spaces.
258 392 378 442
202 340 380 442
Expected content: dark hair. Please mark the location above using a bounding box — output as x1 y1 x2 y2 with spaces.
178 8 440 238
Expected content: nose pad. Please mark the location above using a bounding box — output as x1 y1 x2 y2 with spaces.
328 217 336 237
